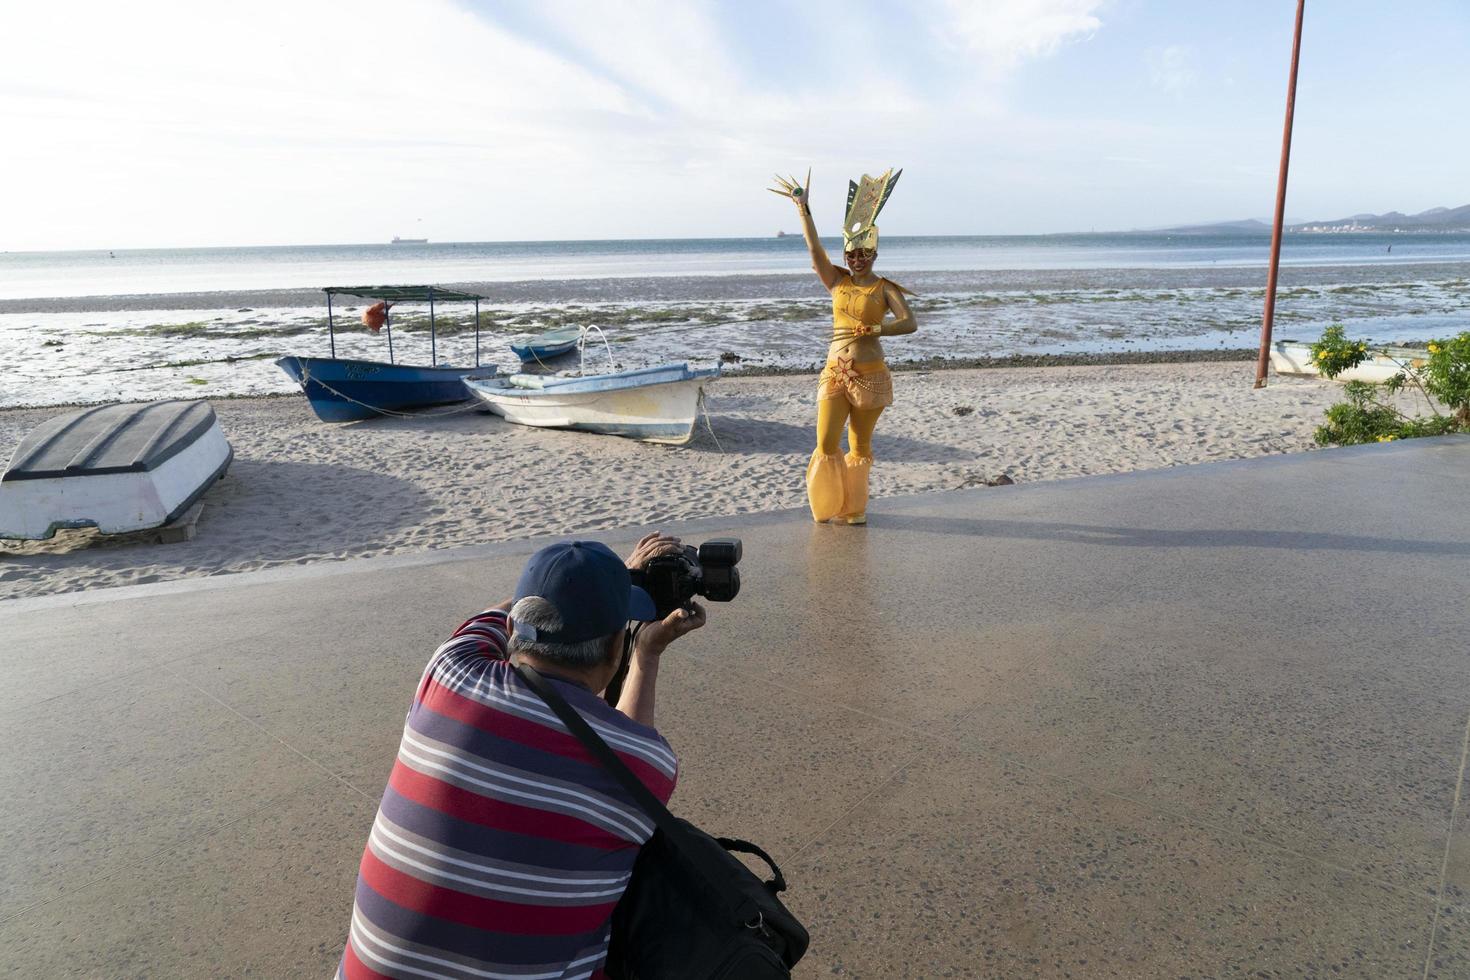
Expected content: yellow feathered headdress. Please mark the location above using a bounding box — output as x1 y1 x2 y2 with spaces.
842 167 902 252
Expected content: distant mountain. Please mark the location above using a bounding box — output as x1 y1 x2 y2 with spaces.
1151 205 1470 235
1157 218 1272 235
1290 204 1470 232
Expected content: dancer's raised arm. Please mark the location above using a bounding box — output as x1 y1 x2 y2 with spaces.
770 170 843 290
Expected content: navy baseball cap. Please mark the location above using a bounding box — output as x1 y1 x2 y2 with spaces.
513 541 658 643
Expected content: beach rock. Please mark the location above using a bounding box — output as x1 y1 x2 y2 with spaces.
987 474 1016 486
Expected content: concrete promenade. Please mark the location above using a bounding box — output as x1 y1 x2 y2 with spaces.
3 437 1469 978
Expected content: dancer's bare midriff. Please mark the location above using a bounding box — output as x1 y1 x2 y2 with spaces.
828 334 885 364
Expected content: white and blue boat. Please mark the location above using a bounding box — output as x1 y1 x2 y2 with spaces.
510 326 582 364
464 363 720 444
277 285 497 422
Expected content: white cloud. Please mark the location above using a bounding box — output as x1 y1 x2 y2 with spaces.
0 0 650 248
1147 45 1199 99
1 0 1318 247
933 0 1104 71
510 1 744 119
0 0 965 247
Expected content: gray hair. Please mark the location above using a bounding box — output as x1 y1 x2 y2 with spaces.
508 596 616 667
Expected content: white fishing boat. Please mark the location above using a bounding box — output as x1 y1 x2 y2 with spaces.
464 363 720 444
0 400 233 540
1271 339 1431 384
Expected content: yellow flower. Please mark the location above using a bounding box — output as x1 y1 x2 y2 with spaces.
1428 343 1441 353
1377 435 1397 442
1315 350 1327 360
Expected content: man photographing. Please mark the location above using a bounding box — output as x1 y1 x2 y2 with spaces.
337 533 705 980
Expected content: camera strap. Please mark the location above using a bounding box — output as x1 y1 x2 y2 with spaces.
601 623 643 707
515 663 763 924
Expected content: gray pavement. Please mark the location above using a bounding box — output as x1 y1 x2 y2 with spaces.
3 437 1469 978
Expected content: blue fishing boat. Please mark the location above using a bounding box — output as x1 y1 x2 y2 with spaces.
510 326 582 364
463 363 720 444
277 285 496 422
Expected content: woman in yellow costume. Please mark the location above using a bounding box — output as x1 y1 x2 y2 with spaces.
770 167 917 524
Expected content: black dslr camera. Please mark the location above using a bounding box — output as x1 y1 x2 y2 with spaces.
606 538 742 706
631 538 742 619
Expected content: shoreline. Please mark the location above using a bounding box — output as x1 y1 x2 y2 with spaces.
1 361 1351 601
0 348 1261 412
734 347 1260 376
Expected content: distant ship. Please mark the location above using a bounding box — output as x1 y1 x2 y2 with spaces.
776 230 792 238
391 236 428 245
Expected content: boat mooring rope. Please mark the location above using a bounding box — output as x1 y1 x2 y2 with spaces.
696 388 725 454
523 324 613 375
297 361 489 420
527 346 560 372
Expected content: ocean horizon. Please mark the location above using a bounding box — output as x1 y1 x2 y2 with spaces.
7 232 1470 303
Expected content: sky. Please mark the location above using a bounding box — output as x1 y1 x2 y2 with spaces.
2 0 1467 250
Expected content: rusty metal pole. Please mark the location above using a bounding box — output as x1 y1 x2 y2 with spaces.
1255 0 1306 388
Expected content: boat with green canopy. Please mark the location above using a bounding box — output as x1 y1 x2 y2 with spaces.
277 285 498 422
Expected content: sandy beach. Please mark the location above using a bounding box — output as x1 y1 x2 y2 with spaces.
0 359 1353 601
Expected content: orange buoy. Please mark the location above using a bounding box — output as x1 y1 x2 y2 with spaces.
362 301 391 333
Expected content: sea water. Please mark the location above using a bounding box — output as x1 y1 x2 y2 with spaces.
2 233 1468 408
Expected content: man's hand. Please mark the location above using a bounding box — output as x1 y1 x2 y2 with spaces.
634 602 707 659
625 532 682 571
617 601 704 727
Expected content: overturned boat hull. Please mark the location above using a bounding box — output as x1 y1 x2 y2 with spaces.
276 356 497 422
0 400 233 541
464 363 720 444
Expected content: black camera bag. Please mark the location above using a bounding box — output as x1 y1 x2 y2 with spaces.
516 664 809 979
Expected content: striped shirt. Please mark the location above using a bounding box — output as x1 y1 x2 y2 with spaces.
339 609 678 980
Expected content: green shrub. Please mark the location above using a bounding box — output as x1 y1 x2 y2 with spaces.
1308 324 1371 378
1423 332 1470 424
1308 325 1469 447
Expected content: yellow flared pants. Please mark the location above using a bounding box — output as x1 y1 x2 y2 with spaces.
806 397 884 522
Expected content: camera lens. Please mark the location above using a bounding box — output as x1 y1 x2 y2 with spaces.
697 538 742 566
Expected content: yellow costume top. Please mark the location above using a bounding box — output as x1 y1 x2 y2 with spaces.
832 275 887 338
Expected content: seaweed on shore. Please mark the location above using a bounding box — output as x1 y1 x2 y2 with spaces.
380 313 508 336
743 303 826 322
87 320 323 340
388 306 708 334
1031 328 1082 341
87 320 218 338
88 352 282 375
726 348 1259 378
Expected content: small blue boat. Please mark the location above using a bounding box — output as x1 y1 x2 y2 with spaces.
510 326 582 364
278 285 497 422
